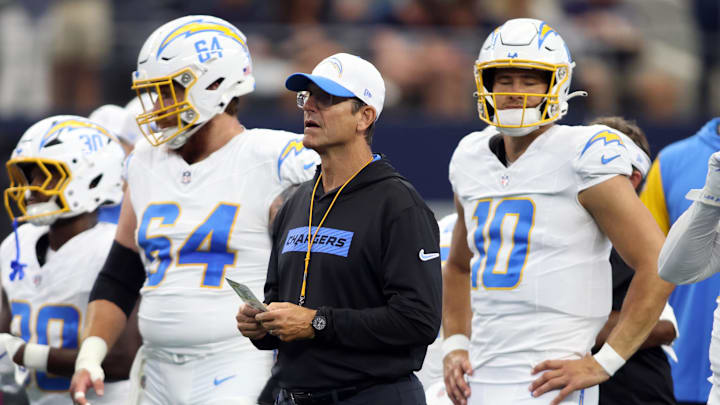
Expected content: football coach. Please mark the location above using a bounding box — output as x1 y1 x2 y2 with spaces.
236 53 442 405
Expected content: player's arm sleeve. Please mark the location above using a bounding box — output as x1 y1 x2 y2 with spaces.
276 137 319 187
250 204 285 351
640 159 671 234
89 241 146 317
316 206 442 350
658 200 720 284
574 130 633 192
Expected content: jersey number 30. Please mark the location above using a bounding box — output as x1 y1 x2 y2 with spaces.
137 202 240 288
471 198 535 290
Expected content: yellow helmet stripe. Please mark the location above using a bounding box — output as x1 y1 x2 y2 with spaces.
39 119 118 149
158 20 246 58
537 21 557 49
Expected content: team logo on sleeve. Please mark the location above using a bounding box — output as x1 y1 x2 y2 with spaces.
277 139 308 180
580 130 627 165
580 130 626 157
282 227 353 257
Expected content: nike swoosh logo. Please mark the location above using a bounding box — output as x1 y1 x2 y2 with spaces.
303 162 316 170
213 375 236 386
600 154 620 165
0 351 7 360
419 249 440 262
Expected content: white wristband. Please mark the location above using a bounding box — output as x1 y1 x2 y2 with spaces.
23 343 50 371
593 343 626 376
442 334 470 359
75 336 108 381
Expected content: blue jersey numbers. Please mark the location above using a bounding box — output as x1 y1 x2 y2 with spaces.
471 198 535 290
137 202 240 288
10 302 80 391
79 133 104 154
137 203 179 286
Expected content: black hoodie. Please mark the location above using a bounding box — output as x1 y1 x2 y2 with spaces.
252 156 442 390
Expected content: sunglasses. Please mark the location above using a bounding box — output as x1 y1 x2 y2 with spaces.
296 90 359 110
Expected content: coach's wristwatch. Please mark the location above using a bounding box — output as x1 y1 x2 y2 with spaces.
312 314 327 331
311 308 330 340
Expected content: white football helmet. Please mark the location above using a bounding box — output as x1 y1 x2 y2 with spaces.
4 115 125 226
132 15 255 149
475 18 585 136
89 104 139 147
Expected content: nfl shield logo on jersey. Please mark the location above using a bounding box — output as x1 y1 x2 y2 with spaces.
182 171 192 184
501 174 510 187
32 274 42 287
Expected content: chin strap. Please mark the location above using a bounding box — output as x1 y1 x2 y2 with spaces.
9 219 26 282
166 119 211 150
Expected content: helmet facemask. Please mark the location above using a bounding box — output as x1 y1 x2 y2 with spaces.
475 60 571 137
4 159 72 226
133 67 201 149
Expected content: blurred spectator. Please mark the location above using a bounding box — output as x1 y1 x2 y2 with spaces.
49 0 112 114
0 0 52 118
692 0 720 116
627 0 700 122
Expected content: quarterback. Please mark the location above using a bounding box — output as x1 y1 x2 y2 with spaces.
69 15 317 405
442 18 673 405
1 116 138 404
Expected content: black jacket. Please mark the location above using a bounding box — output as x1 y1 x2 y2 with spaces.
252 157 442 390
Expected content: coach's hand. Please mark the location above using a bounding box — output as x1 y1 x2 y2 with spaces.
69 368 102 405
236 304 268 340
529 353 609 405
255 302 316 342
443 349 472 405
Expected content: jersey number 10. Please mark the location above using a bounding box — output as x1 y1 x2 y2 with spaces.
471 198 535 290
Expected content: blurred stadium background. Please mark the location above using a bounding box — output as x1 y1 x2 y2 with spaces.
0 0 718 237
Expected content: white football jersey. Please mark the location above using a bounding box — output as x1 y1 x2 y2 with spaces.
126 128 318 355
449 124 632 383
0 223 129 405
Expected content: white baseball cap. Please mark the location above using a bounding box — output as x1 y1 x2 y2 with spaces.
285 53 386 120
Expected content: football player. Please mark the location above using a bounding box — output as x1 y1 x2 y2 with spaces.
442 18 673 405
0 115 140 405
69 15 318 405
657 152 720 405
88 104 140 155
88 103 140 225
